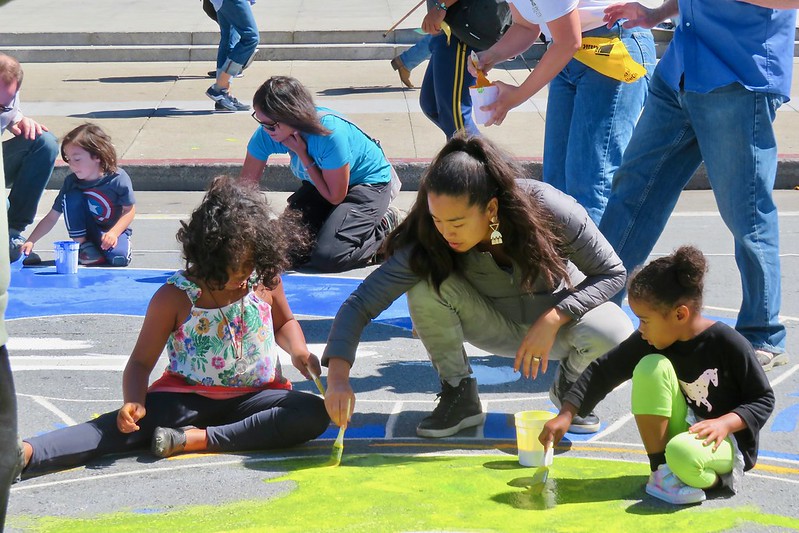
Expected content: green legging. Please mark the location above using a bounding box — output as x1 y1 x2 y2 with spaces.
631 354 734 489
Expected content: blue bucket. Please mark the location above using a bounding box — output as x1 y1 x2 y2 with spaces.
54 241 80 274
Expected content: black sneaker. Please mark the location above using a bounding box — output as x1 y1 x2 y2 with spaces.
151 426 188 458
416 377 485 438
549 368 600 434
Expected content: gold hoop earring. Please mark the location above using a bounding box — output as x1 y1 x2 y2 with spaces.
489 217 503 245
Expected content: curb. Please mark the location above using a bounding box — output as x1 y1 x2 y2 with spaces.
49 158 799 192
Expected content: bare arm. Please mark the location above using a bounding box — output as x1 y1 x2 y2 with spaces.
282 130 350 204
101 204 136 251
268 277 318 377
117 284 181 432
477 4 542 71
483 9 582 126
603 0 679 29
241 152 268 185
20 209 61 255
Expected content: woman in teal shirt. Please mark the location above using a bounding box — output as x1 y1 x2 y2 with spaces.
241 76 399 272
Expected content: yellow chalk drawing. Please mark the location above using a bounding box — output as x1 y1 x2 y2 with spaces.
17 455 799 532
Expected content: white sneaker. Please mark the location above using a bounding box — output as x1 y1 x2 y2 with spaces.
646 464 706 505
755 349 788 372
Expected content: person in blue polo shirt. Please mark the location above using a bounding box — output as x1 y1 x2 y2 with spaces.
241 76 402 273
598 0 797 371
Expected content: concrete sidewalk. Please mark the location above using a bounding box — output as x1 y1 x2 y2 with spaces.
2 0 799 190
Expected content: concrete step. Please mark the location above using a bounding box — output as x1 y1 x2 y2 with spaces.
0 28 675 63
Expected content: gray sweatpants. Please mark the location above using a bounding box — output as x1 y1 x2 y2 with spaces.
406 275 634 385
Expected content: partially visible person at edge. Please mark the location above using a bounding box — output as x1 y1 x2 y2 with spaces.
241 76 403 273
321 134 633 437
204 0 259 112
0 140 21 531
418 0 480 138
540 246 774 505
0 52 59 265
15 177 329 480
470 0 655 225
597 0 797 371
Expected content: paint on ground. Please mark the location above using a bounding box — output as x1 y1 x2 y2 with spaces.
17 455 799 532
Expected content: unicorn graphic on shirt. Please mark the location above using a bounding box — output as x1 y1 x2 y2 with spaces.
679 368 719 412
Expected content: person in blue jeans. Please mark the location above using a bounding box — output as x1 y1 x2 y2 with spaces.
0 53 59 266
20 123 136 267
418 2 480 139
391 34 433 89
598 0 796 371
205 0 259 112
472 0 655 226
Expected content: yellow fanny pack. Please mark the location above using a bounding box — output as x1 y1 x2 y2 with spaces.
573 36 647 83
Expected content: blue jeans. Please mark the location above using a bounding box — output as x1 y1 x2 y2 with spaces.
216 0 259 77
598 72 786 353
400 34 433 71
0 346 18 530
420 33 479 139
63 190 133 266
3 131 58 234
543 24 655 226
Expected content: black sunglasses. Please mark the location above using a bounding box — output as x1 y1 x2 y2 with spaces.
251 112 279 132
0 103 13 113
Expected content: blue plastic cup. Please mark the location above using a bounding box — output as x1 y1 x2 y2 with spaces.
54 241 79 274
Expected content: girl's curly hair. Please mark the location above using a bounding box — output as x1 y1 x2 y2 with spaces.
177 176 308 290
628 245 708 313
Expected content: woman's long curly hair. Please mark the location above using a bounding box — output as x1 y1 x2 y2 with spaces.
384 134 570 292
252 76 331 136
177 176 308 290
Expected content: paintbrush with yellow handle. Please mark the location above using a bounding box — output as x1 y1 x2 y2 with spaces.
305 363 326 397
327 398 351 467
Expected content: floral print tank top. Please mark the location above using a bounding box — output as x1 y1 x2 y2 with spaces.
162 271 286 389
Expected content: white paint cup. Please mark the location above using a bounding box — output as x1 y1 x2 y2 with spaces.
54 241 79 274
469 84 499 126
514 410 556 467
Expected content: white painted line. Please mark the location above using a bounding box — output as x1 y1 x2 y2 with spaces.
590 440 644 448
17 393 118 403
11 447 797 494
30 395 77 426
770 363 799 388
6 338 92 351
703 306 799 324
747 472 799 485
586 413 634 443
384 401 404 440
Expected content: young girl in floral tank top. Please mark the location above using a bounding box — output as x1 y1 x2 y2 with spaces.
18 177 329 478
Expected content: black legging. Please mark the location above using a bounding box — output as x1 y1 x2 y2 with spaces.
23 389 329 478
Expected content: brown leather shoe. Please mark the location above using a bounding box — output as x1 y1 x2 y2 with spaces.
391 56 414 89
